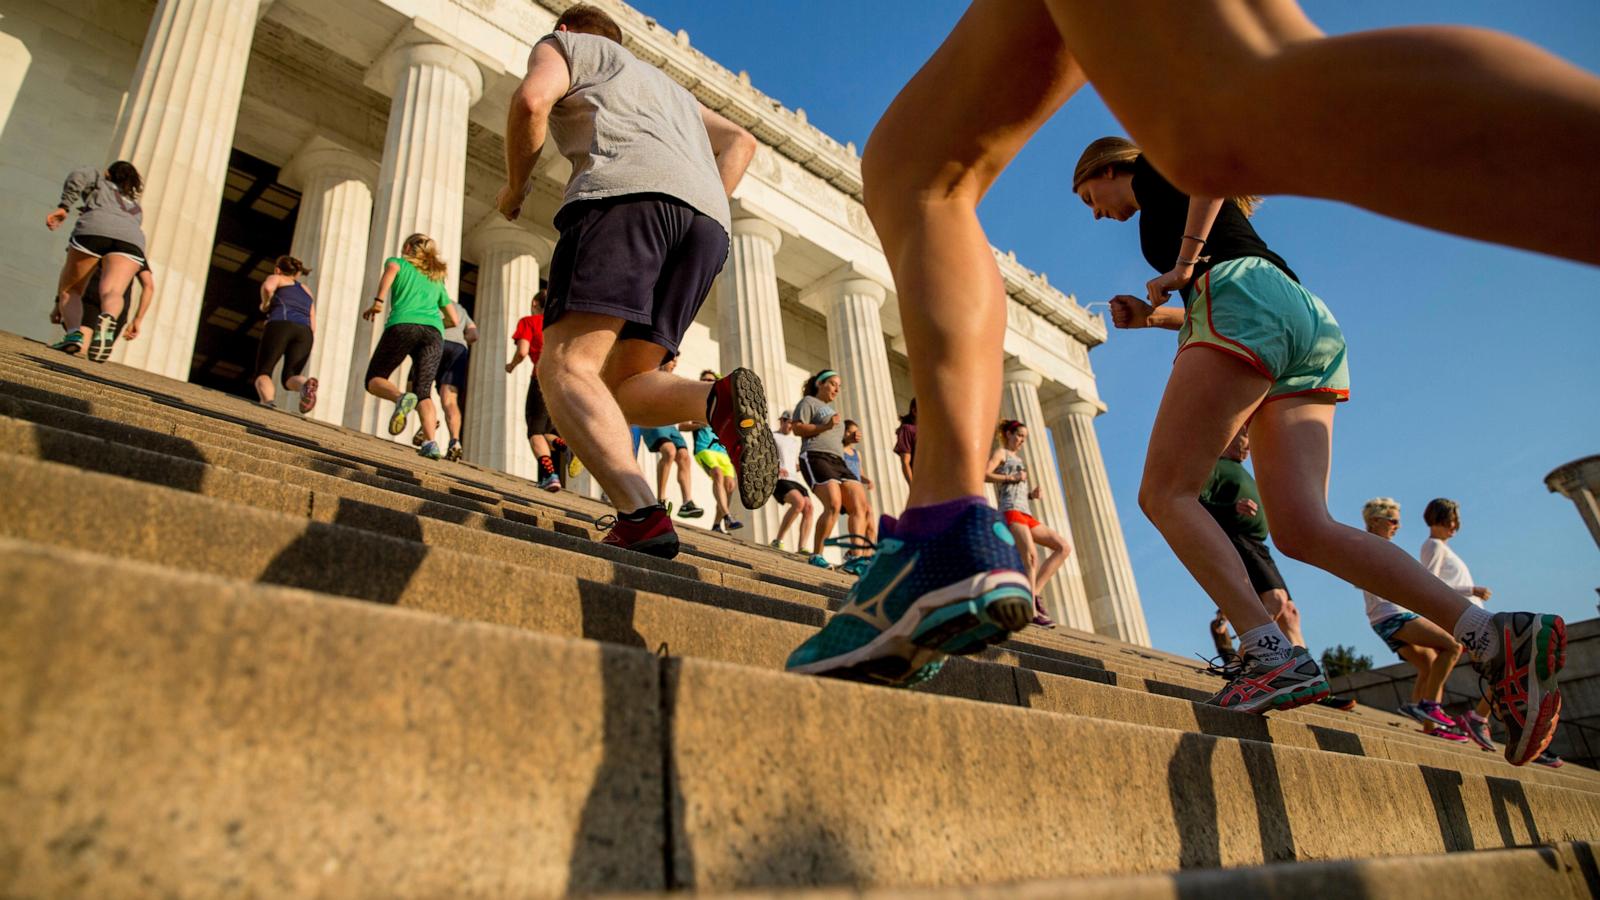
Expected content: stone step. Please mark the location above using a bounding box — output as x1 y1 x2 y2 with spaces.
1 344 1590 782
7 539 1599 896
0 375 848 600
675 842 1600 899
0 355 1586 783
1 441 1591 794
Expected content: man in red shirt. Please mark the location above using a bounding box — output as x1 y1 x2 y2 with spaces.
506 290 566 491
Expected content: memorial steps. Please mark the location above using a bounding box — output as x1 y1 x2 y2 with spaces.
1 328 1595 897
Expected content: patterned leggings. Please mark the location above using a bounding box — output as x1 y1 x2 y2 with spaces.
365 324 442 398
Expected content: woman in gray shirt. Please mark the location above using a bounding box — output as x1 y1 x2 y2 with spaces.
45 161 148 359
791 369 871 573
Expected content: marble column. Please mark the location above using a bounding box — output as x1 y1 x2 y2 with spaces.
1047 393 1150 646
108 0 266 378
464 217 550 479
277 137 378 424
809 268 908 524
716 217 788 543
1001 362 1093 632
343 42 483 435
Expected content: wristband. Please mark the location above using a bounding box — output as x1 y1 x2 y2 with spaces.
372 297 385 305
1182 234 1206 244
1177 257 1201 266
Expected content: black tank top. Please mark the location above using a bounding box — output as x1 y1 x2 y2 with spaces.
1131 155 1297 283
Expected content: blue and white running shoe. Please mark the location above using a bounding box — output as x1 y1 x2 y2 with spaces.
785 502 1033 686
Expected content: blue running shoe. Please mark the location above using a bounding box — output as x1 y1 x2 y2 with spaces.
389 392 418 436
785 502 1033 686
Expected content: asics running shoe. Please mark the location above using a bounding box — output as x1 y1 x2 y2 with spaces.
389 392 418 436
597 505 680 559
1474 612 1565 766
51 332 84 355
707 368 779 509
1456 711 1495 751
87 313 117 362
1204 646 1330 714
785 503 1032 687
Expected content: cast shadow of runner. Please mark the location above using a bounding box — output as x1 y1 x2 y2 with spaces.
255 496 427 605
568 578 672 894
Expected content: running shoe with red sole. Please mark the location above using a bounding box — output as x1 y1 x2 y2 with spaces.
707 368 779 510
1204 646 1330 714
598 506 680 559
1476 612 1565 767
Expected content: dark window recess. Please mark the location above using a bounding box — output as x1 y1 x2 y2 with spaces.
189 149 302 399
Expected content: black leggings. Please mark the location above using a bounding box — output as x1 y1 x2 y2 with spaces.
365 324 443 398
255 321 314 383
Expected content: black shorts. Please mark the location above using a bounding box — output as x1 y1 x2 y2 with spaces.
68 233 146 267
256 320 314 381
366 324 443 397
1229 533 1288 595
774 478 808 502
435 340 469 388
799 451 857 488
544 193 729 356
525 375 555 437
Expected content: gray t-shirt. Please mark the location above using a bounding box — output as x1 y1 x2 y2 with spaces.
442 304 474 344
792 395 845 459
60 167 146 253
995 451 1031 515
543 31 731 233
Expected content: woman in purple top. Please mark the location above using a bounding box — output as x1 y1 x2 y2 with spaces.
253 255 319 413
893 397 917 487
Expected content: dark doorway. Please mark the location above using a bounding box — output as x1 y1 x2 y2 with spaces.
189 149 302 398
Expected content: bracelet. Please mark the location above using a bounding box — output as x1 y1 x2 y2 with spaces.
371 297 385 305
1177 257 1201 266
1182 234 1206 244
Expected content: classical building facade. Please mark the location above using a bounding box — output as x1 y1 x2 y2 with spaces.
0 0 1148 644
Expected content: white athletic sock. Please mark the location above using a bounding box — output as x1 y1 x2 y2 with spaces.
1238 622 1293 666
1452 605 1500 664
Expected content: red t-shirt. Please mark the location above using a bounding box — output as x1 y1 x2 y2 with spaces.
513 314 544 366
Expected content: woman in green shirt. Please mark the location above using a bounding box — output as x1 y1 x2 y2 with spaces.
361 233 459 459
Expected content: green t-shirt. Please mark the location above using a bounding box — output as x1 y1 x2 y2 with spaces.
1198 457 1267 541
384 257 451 333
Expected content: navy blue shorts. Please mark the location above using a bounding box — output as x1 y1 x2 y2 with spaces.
544 193 729 356
436 340 469 388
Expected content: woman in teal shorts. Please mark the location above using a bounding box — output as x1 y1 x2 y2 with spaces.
1070 136 1563 755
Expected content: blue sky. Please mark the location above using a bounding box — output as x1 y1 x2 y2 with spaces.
636 1 1600 663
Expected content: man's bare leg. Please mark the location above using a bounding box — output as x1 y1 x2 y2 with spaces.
862 0 1084 507
538 313 656 512
1044 0 1600 264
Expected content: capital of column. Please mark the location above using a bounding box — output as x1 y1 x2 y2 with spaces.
730 216 783 252
466 214 554 265
368 40 485 106
1001 359 1044 389
1045 388 1108 421
802 263 888 309
279 135 378 192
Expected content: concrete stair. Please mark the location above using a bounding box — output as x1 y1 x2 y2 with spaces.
1 329 1596 897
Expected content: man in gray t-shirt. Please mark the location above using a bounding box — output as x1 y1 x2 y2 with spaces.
495 3 777 558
